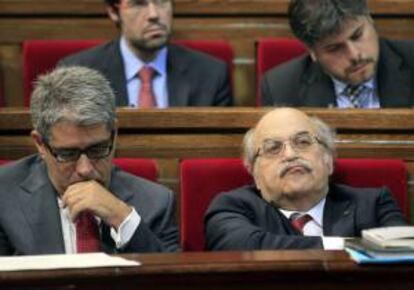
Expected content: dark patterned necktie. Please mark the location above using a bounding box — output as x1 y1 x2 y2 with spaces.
290 213 313 234
343 85 364 108
76 212 100 253
138 66 156 108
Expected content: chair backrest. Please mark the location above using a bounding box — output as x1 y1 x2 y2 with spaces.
180 158 408 251
22 39 104 107
113 158 158 182
256 38 307 105
22 39 234 107
174 39 234 90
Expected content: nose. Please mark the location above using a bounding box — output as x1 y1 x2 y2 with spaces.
280 141 298 159
75 154 95 178
347 42 360 62
147 2 160 19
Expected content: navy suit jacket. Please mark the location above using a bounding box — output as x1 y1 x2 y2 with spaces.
261 39 414 107
59 39 232 107
205 183 406 250
0 155 179 255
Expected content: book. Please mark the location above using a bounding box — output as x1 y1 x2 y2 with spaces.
362 226 414 249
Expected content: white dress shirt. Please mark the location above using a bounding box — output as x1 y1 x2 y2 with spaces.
332 77 380 109
58 198 140 253
120 37 168 108
279 198 344 250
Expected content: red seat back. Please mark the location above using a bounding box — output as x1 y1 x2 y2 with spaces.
180 158 407 251
256 38 307 105
113 158 158 182
22 39 104 107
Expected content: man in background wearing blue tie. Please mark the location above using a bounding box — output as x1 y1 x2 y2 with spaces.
60 0 232 107
261 0 414 108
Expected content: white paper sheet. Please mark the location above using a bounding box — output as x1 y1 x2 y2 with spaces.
0 253 140 271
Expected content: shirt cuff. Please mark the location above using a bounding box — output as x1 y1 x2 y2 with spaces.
322 237 345 250
110 207 141 249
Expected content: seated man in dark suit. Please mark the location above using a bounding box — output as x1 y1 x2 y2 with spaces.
205 108 406 250
0 66 178 255
59 0 232 107
261 0 414 108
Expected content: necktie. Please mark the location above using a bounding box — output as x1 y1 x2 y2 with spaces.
290 213 312 234
343 84 364 108
138 66 156 108
76 212 100 253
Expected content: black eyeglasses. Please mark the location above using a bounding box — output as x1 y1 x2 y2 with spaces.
43 130 115 163
254 132 326 162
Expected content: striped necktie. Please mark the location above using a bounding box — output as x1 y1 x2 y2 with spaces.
343 84 364 108
290 213 313 234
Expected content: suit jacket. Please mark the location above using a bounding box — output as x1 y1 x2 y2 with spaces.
59 39 232 107
261 39 414 107
205 183 406 250
0 155 179 256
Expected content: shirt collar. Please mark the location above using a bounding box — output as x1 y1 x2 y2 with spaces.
120 37 168 81
332 77 375 96
279 197 326 227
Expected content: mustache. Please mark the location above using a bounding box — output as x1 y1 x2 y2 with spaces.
345 58 374 74
279 159 313 177
144 23 168 32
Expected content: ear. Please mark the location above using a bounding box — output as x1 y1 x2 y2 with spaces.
324 153 334 176
31 130 47 159
106 5 120 24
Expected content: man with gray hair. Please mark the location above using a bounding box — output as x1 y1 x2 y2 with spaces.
0 66 178 255
261 0 414 108
205 108 405 250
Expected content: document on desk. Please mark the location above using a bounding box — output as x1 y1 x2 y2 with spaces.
0 253 140 271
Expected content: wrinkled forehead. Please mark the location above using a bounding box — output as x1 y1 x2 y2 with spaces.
254 109 316 144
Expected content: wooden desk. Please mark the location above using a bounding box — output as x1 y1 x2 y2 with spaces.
1 250 414 290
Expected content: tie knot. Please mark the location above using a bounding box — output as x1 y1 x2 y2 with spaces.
290 213 312 233
343 84 364 108
138 66 155 82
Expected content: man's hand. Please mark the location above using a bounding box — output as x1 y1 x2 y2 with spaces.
62 180 132 229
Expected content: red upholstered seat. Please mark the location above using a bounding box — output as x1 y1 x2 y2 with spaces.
22 39 105 107
22 39 233 107
180 158 408 251
256 38 307 105
113 158 158 182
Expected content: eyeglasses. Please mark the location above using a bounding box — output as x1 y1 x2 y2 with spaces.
43 131 115 163
254 132 326 162
120 0 171 9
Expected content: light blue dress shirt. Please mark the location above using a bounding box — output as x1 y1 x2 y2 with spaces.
332 77 380 109
120 37 168 108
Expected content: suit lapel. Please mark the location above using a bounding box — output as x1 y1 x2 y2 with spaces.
167 45 192 106
18 158 65 254
322 185 355 236
301 61 337 107
377 39 412 107
101 39 129 106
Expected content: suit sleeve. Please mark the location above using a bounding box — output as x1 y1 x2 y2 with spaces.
376 187 407 226
212 62 233 106
205 193 323 250
260 74 274 106
122 190 179 253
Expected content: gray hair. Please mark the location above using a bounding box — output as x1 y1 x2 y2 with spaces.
243 116 336 174
288 0 370 47
30 66 116 140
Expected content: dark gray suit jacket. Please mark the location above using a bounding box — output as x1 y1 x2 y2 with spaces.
205 183 406 250
0 155 179 256
261 39 414 107
59 39 232 107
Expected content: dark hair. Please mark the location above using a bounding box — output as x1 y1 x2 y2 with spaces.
104 0 120 5
288 0 370 47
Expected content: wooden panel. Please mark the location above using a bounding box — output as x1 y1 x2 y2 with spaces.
1 0 414 16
